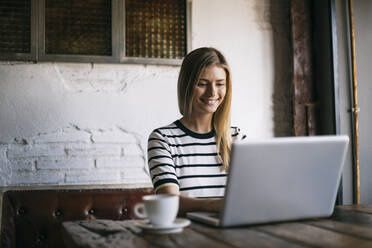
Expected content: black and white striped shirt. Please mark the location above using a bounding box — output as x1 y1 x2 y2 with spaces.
147 120 245 198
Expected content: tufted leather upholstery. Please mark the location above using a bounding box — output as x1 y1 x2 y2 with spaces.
0 188 154 248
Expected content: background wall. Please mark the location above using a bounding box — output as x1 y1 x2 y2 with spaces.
353 0 372 204
0 0 292 187
336 0 354 205
336 0 372 204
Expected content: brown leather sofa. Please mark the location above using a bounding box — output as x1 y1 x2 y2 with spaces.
0 188 153 248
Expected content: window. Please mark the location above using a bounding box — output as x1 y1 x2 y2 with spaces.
0 0 190 65
125 0 186 60
0 0 36 60
45 0 112 56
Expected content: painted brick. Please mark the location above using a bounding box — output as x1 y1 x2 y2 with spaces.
119 176 152 185
7 145 65 158
120 167 150 179
37 158 94 169
0 160 11 186
91 131 137 144
33 131 91 143
96 156 144 168
0 175 7 186
65 144 121 157
0 145 7 162
9 159 36 171
10 171 65 185
65 170 120 183
122 144 143 156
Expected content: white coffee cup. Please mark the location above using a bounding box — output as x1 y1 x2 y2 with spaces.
134 194 179 227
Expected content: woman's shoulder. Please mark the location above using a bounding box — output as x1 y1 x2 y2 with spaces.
153 121 178 132
149 121 182 138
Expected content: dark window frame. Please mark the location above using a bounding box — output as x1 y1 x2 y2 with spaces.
0 0 191 65
0 0 38 61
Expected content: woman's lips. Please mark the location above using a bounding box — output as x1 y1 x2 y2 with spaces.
202 99 219 105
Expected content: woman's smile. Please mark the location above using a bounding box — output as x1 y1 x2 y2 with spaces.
202 98 219 105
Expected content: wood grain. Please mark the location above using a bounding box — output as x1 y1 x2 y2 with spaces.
140 227 232 248
307 219 372 241
190 222 306 248
63 220 150 248
62 206 372 248
256 222 372 248
331 208 372 228
336 205 372 214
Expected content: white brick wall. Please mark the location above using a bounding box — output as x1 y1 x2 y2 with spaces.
96 156 144 168
0 127 152 187
33 131 91 143
92 130 137 143
122 144 143 156
37 158 94 169
9 159 36 171
65 169 120 184
10 171 65 185
0 146 7 162
120 167 150 180
65 144 122 157
7 144 65 159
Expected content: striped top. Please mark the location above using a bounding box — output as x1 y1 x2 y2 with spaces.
147 120 245 198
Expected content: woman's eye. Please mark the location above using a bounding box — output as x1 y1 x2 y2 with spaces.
217 83 225 86
198 82 207 86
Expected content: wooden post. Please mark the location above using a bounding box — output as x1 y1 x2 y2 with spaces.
348 0 360 204
290 0 317 136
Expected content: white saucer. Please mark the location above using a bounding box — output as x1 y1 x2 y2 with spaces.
135 218 191 234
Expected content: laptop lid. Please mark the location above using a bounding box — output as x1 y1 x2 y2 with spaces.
220 135 349 227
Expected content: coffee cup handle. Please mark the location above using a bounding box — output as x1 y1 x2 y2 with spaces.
134 203 147 218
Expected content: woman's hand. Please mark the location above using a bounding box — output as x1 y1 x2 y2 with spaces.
203 198 223 212
157 185 223 216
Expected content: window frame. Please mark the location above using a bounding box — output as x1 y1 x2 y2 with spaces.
38 0 120 63
120 0 189 65
0 0 191 65
0 0 38 61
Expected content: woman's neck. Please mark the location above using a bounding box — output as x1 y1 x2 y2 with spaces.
180 115 213 133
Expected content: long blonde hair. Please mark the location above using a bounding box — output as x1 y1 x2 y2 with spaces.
177 47 232 171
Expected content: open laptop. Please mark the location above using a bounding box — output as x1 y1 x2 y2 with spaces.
187 135 349 227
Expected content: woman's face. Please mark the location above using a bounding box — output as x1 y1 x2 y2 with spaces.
191 65 227 117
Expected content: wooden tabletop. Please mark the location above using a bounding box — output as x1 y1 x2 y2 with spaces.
62 205 372 248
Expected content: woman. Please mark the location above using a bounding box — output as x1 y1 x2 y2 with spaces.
147 47 245 215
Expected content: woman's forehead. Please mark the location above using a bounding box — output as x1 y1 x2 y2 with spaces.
200 65 226 79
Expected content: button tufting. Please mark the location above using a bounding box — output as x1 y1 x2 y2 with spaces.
18 207 26 215
89 209 95 214
36 234 46 243
122 207 128 216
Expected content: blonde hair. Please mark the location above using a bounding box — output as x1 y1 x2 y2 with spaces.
177 47 232 171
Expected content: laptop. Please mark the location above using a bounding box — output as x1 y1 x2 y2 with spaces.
187 135 349 227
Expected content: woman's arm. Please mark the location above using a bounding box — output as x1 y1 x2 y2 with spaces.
157 185 223 216
148 129 223 215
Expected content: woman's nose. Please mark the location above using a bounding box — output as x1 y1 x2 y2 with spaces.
206 84 217 96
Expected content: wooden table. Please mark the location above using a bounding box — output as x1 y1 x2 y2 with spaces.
62 205 372 248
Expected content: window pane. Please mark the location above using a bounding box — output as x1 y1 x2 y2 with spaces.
45 0 112 56
125 0 186 59
0 0 31 53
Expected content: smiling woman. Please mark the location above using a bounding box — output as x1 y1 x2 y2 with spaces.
147 47 245 215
